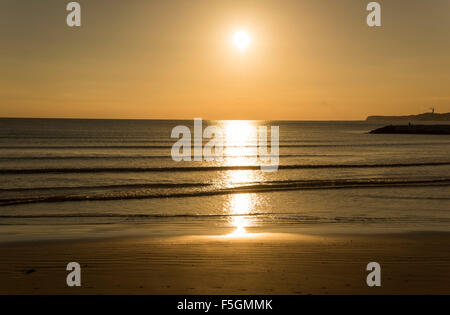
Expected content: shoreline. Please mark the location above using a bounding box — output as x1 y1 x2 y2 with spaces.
1 231 449 295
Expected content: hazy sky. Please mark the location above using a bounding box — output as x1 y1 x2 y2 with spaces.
0 0 449 120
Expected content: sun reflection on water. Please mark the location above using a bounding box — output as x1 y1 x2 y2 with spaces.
222 121 258 166
220 121 263 237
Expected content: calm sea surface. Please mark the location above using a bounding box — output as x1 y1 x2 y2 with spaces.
0 118 449 241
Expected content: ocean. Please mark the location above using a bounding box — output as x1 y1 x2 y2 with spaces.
0 118 449 241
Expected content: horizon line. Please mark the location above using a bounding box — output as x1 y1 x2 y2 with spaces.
0 116 368 122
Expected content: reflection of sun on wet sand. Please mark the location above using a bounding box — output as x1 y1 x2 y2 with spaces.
187 231 313 241
227 194 254 237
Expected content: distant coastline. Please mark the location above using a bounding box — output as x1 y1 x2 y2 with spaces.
366 112 450 122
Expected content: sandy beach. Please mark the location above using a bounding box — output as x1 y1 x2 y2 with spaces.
1 232 449 295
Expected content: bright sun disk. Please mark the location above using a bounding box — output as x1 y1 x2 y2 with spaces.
232 30 251 52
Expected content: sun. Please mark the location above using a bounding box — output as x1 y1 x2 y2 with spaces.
232 30 252 52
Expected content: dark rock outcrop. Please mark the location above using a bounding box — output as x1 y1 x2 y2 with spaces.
370 125 450 135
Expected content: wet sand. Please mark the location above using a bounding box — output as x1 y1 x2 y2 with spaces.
0 232 449 294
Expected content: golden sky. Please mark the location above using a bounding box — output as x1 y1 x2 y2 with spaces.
0 0 449 120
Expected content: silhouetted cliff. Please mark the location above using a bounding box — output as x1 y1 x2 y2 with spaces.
366 112 450 122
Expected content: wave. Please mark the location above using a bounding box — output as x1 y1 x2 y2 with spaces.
362 195 450 201
0 182 211 193
1 162 449 174
0 178 449 207
1 213 448 227
1 177 448 193
0 142 449 150
0 213 272 219
0 154 348 161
